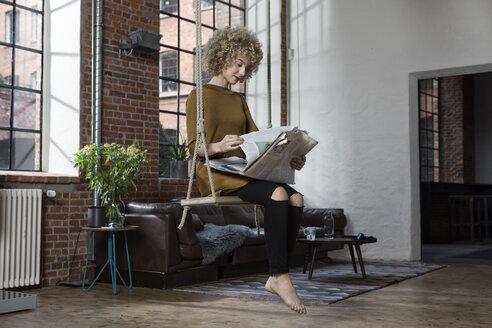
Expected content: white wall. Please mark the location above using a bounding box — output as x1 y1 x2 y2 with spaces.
474 72 492 184
248 0 492 260
42 0 80 175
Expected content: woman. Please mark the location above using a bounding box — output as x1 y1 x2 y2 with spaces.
186 26 307 314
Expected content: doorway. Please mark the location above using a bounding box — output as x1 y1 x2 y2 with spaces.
412 68 492 264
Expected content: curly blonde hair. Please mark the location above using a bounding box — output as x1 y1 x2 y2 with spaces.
203 26 263 81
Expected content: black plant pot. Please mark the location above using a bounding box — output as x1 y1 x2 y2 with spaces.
170 160 189 179
87 206 107 227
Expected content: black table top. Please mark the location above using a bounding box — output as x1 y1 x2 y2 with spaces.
297 235 377 245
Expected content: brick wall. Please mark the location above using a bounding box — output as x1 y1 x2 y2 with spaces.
439 75 475 184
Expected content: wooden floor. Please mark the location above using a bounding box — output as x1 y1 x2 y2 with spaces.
1 258 491 327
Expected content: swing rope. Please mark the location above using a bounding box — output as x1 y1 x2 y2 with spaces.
180 0 217 229
179 0 272 233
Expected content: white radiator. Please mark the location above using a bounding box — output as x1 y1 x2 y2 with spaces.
0 189 42 289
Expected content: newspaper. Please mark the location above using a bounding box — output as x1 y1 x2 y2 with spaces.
208 126 318 184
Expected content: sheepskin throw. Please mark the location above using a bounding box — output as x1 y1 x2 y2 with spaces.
196 224 259 265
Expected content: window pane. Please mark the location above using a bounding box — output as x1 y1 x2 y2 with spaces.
14 48 41 89
202 0 214 9
0 87 12 128
159 90 178 114
180 20 197 53
202 4 214 26
0 130 9 169
17 0 43 7
180 51 194 83
31 9 42 49
0 45 13 84
160 0 177 14
13 89 40 130
1 5 13 43
160 112 179 141
13 130 39 170
230 7 244 27
215 2 230 28
231 0 245 8
16 8 40 50
180 0 195 21
159 50 178 94
160 16 177 48
180 81 193 97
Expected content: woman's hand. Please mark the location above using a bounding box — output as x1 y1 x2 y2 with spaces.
217 134 244 153
290 155 306 171
202 134 243 156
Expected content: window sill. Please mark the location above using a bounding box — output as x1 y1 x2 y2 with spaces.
159 177 193 184
0 171 81 183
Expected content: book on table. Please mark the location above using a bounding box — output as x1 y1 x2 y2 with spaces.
208 126 318 184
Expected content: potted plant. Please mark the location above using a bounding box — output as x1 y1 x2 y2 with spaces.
168 135 190 179
73 141 150 227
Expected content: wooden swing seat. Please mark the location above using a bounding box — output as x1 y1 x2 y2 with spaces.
180 196 253 207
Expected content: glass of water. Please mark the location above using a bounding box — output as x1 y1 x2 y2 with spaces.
303 227 317 240
322 213 335 239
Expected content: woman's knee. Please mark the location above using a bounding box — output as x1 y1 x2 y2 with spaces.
271 186 289 201
289 193 304 207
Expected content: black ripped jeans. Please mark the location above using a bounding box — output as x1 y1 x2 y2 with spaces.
227 180 304 275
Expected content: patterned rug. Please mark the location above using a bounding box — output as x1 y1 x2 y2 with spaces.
175 262 444 305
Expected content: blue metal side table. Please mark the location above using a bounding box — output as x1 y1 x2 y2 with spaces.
82 225 138 294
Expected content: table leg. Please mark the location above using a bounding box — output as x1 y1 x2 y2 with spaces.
354 245 367 279
348 244 358 273
308 246 318 280
303 244 311 274
109 232 117 294
113 231 133 289
83 232 111 292
123 231 133 288
82 232 94 291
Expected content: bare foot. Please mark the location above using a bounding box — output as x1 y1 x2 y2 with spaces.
265 273 306 314
265 277 277 295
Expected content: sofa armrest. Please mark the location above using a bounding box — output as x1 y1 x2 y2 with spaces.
124 213 182 272
95 213 182 273
127 202 199 246
126 202 203 261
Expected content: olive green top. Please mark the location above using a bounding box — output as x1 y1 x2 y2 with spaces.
186 84 258 196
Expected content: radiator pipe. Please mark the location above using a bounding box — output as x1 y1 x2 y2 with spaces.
91 0 103 206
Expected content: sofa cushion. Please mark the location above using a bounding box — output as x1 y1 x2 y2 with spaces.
190 205 226 225
179 243 203 260
222 205 264 227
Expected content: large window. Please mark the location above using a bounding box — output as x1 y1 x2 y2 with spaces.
419 78 440 182
159 0 246 177
0 1 43 170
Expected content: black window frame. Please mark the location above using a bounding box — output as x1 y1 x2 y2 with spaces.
158 0 246 177
0 1 44 171
418 78 440 182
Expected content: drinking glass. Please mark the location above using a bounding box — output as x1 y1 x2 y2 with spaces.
322 213 335 239
303 227 317 240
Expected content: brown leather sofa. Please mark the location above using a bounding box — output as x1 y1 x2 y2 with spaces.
94 202 347 289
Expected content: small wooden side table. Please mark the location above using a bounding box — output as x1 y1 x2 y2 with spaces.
82 225 138 294
297 235 377 280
